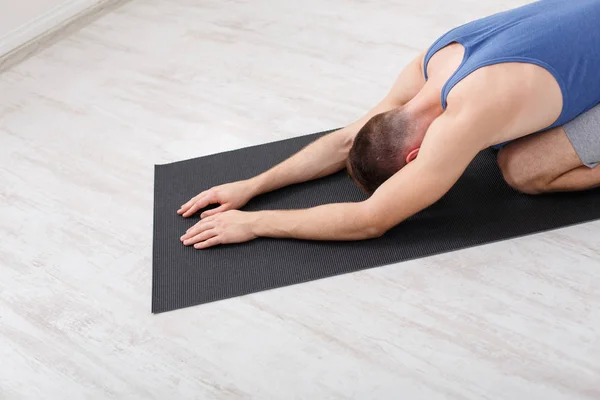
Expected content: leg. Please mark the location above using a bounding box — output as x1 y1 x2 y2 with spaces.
497 126 600 195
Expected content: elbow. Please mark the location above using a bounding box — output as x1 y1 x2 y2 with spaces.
362 224 386 239
357 203 392 239
338 128 356 153
360 211 388 239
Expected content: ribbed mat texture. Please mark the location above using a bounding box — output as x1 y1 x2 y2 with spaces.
152 130 600 313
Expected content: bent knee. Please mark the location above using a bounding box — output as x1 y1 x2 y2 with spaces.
497 147 548 195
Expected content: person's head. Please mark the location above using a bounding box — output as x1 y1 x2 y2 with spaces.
346 107 424 194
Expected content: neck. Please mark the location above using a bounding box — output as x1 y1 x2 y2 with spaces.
403 89 444 141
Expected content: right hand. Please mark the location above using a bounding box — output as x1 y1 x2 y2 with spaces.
177 180 256 218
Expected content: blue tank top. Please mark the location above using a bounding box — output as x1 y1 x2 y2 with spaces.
424 0 600 130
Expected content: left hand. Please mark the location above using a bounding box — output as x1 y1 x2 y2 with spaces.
180 210 259 249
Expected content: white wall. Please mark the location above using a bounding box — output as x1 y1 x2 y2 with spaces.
0 0 105 57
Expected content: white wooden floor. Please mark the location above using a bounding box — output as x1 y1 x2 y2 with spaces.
1 0 599 398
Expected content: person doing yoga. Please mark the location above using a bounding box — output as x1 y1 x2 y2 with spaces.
179 0 600 249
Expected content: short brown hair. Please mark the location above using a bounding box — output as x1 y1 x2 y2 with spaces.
347 109 414 194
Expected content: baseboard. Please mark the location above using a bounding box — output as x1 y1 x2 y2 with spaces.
0 0 131 72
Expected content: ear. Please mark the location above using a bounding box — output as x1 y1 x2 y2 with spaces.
405 148 420 164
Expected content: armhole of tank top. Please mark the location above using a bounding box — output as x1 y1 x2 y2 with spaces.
423 25 462 80
440 43 471 109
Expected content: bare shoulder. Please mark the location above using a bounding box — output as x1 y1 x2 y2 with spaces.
420 101 491 155
446 62 563 142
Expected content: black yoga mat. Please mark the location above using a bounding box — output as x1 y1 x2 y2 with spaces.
152 130 600 313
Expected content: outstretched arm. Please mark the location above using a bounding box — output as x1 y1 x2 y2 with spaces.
254 112 482 240
178 52 426 218
181 109 487 249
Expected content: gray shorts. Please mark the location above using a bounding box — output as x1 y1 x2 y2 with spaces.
564 103 600 168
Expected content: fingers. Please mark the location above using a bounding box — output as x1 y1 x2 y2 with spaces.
177 192 205 215
200 205 228 219
181 221 214 242
195 236 221 249
182 229 218 246
179 220 222 249
181 193 216 218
